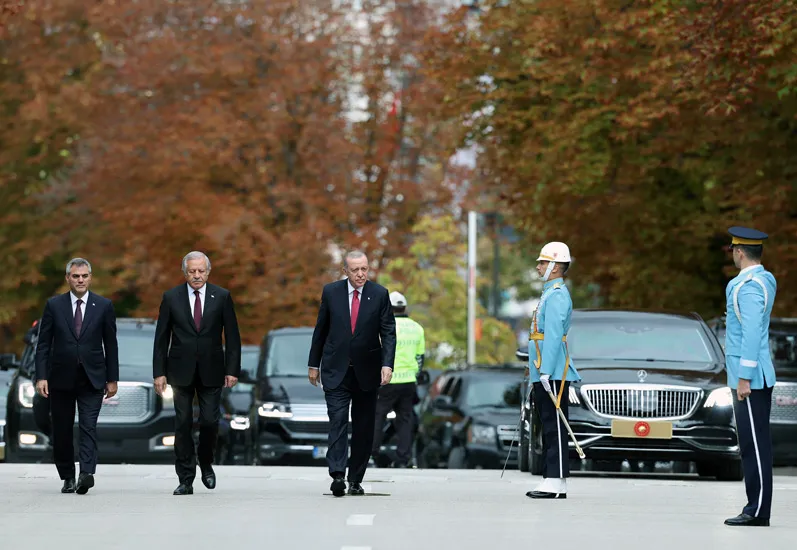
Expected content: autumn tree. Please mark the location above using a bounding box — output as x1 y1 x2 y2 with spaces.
377 213 519 368
423 0 797 319
1 0 455 347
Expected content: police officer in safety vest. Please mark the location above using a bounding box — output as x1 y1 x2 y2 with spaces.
723 227 777 527
371 291 425 468
526 242 581 499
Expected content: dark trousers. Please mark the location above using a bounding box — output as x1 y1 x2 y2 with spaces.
172 371 222 485
372 382 416 464
534 379 571 478
732 385 774 519
324 366 378 483
49 366 104 480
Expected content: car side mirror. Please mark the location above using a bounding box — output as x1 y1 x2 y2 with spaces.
0 353 18 370
238 371 255 384
433 395 454 410
416 370 430 386
515 347 529 362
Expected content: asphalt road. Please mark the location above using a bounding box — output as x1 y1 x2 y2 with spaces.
1 464 796 550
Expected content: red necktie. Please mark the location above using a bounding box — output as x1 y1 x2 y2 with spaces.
75 299 83 336
351 289 360 333
193 290 202 330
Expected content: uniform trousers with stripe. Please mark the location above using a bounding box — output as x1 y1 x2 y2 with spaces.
534 380 571 478
732 385 773 520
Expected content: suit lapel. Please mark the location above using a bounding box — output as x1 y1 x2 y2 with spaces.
77 291 96 339
60 293 78 339
182 285 199 333
199 285 217 334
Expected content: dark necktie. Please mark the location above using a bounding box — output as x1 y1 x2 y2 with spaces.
351 290 360 333
193 290 202 330
75 298 83 336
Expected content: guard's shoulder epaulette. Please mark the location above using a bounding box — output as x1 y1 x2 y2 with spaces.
553 283 562 289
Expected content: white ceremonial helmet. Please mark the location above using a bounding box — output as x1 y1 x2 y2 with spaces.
390 291 407 308
536 242 572 281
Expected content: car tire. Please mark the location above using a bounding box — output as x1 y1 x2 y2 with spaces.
447 446 467 469
519 414 530 472
698 459 743 481
529 403 544 476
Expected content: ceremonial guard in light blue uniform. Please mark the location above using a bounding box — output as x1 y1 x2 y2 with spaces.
526 242 581 499
723 226 777 527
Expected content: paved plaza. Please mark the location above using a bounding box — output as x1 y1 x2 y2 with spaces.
1 464 796 550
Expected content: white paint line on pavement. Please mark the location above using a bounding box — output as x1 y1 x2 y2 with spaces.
341 547 371 550
346 514 375 526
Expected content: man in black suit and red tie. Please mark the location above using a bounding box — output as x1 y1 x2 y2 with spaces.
308 250 397 496
34 257 119 495
153 251 242 496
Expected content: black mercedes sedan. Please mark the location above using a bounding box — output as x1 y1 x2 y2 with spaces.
517 309 742 480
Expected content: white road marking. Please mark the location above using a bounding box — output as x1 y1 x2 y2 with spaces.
341 547 371 550
346 514 375 526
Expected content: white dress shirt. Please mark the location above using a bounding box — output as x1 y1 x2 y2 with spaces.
348 280 364 313
70 291 89 317
188 283 206 314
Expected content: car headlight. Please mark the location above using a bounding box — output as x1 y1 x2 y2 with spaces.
705 387 733 408
161 384 174 407
257 402 293 419
230 416 250 431
18 380 34 408
468 424 496 445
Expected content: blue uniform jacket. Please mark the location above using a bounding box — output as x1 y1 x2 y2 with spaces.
528 278 581 383
724 265 777 390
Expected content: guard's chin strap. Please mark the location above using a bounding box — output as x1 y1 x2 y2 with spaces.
542 261 556 281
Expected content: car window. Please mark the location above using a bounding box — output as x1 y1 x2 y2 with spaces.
770 330 797 374
449 378 462 400
464 378 522 409
241 348 259 378
265 333 313 376
568 317 715 364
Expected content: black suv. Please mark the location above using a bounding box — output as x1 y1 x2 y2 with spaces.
4 318 176 463
248 327 400 465
414 364 525 469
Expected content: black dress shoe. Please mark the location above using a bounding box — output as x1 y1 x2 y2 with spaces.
200 466 216 490
526 490 566 499
76 473 94 495
348 482 365 495
330 476 346 497
173 483 194 496
61 478 76 494
724 513 769 527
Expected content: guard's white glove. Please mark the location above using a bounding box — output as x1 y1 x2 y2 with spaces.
540 374 552 393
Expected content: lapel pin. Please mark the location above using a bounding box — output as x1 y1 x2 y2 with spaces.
92 303 95 306
211 294 215 298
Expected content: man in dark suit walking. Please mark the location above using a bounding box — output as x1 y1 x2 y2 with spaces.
153 251 242 496
308 250 397 496
34 257 119 495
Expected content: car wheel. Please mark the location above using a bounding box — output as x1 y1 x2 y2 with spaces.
530 403 544 476
519 415 530 472
447 446 467 469
699 459 743 481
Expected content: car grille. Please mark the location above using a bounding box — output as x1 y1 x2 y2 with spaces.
497 425 519 450
771 382 797 423
580 384 702 420
94 383 153 424
280 403 335 436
